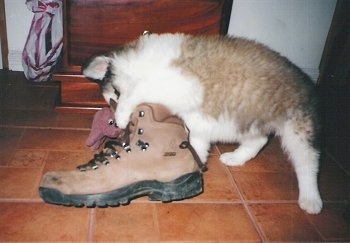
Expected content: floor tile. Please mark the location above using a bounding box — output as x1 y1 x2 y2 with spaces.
189 155 240 202
249 203 323 242
0 110 94 129
0 128 24 165
9 149 48 167
92 204 158 242
231 171 299 201
321 93 350 138
0 203 90 242
208 144 220 155
325 137 350 174
318 160 350 201
258 137 292 168
56 112 94 129
156 203 261 242
0 167 42 199
18 128 90 150
226 153 293 173
0 109 58 128
307 203 350 242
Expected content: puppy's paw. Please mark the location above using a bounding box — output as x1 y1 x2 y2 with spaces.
115 111 131 129
220 152 248 166
299 195 323 214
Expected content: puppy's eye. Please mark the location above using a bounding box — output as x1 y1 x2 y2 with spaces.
108 119 114 125
114 123 119 128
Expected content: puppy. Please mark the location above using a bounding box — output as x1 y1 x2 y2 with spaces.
82 33 322 214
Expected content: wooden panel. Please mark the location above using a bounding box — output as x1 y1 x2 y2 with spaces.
54 74 107 106
61 82 105 105
63 0 232 72
0 0 9 69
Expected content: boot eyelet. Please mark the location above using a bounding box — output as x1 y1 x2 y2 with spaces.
102 159 110 166
139 111 145 117
138 128 144 135
141 143 149 151
77 165 86 172
179 141 188 149
136 139 149 151
110 152 120 159
122 142 131 153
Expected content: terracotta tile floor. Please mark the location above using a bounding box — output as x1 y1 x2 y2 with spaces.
0 70 349 242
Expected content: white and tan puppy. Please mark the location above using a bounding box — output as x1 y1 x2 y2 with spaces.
82 33 322 214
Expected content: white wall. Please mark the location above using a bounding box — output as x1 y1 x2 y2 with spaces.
228 0 336 81
2 0 336 81
4 0 32 71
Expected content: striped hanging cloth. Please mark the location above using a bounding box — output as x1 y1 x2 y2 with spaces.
22 0 63 82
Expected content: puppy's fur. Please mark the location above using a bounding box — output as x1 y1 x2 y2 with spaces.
82 33 322 214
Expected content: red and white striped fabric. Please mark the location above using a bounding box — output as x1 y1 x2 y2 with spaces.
22 0 63 82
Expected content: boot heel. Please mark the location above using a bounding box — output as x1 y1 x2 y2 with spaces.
148 171 203 202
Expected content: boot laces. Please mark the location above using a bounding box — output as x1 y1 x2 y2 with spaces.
179 141 207 173
77 123 133 172
77 114 207 173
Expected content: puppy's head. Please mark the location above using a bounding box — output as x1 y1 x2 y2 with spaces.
82 53 121 103
82 42 138 104
82 54 112 83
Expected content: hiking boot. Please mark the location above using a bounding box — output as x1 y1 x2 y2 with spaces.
39 103 207 207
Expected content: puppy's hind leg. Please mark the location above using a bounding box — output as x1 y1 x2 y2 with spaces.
280 118 322 214
220 135 268 166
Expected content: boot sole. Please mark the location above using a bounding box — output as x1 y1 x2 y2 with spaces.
39 171 203 207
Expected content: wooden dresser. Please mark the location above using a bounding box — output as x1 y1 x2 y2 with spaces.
54 0 233 112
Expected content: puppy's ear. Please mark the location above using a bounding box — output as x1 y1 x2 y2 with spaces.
109 98 118 112
82 55 110 81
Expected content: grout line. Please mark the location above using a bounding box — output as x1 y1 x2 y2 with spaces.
0 148 93 153
0 124 91 131
87 208 96 243
237 199 349 204
4 128 27 166
216 146 267 241
31 149 50 199
0 198 44 203
152 203 161 242
220 162 267 242
305 213 326 241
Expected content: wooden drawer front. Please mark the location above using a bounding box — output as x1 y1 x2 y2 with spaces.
64 0 232 72
61 82 105 106
55 74 106 107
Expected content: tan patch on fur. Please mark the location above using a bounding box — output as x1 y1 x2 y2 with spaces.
174 35 317 131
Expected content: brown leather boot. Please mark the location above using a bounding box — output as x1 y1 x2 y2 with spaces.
39 103 207 207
